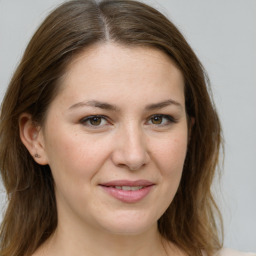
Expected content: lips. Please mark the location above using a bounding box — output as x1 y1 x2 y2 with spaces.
99 180 155 203
101 180 154 187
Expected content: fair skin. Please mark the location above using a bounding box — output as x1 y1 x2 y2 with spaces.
20 43 189 256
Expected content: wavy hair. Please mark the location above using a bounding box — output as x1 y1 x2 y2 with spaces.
0 0 223 255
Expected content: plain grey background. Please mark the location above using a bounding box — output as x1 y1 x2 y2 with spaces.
0 0 255 252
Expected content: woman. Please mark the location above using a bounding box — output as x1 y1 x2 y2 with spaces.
0 0 254 256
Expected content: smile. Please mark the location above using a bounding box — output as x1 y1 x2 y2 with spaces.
100 180 155 203
113 186 144 191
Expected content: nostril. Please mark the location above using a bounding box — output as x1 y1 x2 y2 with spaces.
129 162 146 171
112 151 149 171
111 129 150 170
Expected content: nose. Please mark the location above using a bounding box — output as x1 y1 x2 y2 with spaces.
111 124 150 171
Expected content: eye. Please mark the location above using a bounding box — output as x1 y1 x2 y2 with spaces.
151 115 164 125
80 115 108 127
147 114 177 126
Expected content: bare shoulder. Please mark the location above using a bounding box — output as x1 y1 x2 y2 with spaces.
215 248 256 256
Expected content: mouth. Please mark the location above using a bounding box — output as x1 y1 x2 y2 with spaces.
99 180 155 203
110 185 144 191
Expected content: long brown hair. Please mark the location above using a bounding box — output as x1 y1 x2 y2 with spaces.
0 0 223 255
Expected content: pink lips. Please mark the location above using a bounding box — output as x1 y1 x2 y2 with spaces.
99 180 155 203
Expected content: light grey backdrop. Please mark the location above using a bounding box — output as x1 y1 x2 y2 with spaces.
0 0 255 252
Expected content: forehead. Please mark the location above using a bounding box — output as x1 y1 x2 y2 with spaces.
64 43 183 80
55 43 185 108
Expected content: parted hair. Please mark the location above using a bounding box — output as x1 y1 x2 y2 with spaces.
0 0 223 255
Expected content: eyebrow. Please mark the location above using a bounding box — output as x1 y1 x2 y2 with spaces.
68 99 182 111
69 100 119 111
145 99 182 111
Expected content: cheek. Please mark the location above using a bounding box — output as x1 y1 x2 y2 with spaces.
153 129 187 187
153 131 188 209
44 131 112 215
44 128 110 188
152 130 188 175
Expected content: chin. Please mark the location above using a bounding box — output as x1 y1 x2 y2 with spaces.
95 210 158 236
103 223 156 236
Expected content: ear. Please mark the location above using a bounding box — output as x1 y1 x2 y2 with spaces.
19 113 48 165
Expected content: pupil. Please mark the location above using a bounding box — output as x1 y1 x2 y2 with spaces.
90 117 101 126
152 116 162 124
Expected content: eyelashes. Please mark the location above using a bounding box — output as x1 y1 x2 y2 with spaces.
147 114 178 126
80 115 109 128
79 114 178 129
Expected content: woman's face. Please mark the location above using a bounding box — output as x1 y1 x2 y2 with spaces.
39 43 188 236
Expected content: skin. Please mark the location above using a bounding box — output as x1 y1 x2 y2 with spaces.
20 43 189 256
